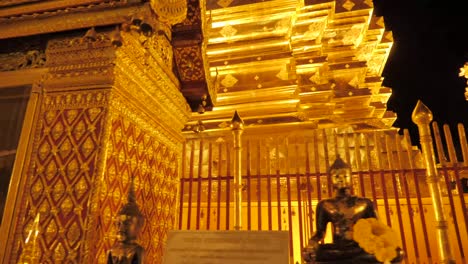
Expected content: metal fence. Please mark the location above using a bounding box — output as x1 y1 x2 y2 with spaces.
178 124 468 264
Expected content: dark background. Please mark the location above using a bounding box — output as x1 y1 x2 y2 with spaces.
373 0 468 148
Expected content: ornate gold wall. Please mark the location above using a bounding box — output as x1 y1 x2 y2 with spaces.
92 97 181 263
0 23 190 263
9 90 109 263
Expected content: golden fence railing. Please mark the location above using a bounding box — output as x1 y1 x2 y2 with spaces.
179 126 468 264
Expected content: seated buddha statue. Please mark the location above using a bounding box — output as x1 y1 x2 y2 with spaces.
302 156 403 264
107 181 145 264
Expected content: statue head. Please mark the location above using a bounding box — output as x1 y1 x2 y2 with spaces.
115 179 144 243
329 155 352 190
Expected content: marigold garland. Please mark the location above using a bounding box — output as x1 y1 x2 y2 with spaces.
353 218 401 263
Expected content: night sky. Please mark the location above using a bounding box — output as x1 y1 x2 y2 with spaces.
373 0 468 146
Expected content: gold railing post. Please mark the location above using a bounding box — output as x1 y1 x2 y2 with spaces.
412 100 455 264
231 111 244 230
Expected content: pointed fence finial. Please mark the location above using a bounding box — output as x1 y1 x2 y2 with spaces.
412 100 433 126
230 110 244 130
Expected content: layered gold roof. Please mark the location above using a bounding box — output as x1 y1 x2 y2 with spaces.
184 0 395 133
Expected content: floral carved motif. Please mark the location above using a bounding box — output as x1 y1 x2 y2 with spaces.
0 50 46 72
174 45 205 82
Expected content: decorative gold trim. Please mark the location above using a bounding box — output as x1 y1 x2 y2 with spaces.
0 3 145 40
110 91 184 153
0 88 41 264
0 68 47 89
79 91 113 263
115 30 191 131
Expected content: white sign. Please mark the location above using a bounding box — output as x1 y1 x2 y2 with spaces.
162 230 289 264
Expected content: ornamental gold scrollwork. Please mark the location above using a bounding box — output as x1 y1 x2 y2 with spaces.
173 45 205 82
173 0 201 27
0 50 46 72
0 1 131 23
150 0 187 25
115 30 191 129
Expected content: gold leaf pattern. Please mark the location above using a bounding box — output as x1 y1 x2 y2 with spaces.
44 110 57 125
54 242 66 260
31 179 43 201
59 138 72 158
72 120 86 142
12 91 107 263
66 221 81 247
217 0 233 8
66 158 79 180
38 198 50 215
75 177 89 200
60 196 74 215
221 74 238 88
65 109 79 125
80 136 96 158
342 0 355 11
51 121 64 141
44 219 58 245
51 180 65 202
45 159 58 181
38 141 51 161
87 107 102 122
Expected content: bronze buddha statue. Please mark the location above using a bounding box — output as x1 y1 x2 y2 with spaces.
107 180 145 264
303 156 403 264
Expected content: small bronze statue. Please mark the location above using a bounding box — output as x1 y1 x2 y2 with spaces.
107 180 145 264
302 156 403 264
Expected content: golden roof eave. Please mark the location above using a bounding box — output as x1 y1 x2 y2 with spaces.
0 1 146 40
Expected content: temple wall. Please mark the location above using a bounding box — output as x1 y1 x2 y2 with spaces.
0 24 190 263
8 89 110 263
92 95 182 263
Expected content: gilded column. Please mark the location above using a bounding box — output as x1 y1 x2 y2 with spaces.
231 111 244 230
412 100 455 264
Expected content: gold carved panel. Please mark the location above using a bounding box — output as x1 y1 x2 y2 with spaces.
9 90 109 263
92 113 180 264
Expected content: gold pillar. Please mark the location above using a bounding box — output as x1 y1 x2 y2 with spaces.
412 100 455 264
0 20 190 264
231 111 244 230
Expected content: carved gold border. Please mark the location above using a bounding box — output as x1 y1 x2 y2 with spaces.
0 3 144 40
0 88 42 263
79 91 112 263
115 31 191 130
109 90 184 153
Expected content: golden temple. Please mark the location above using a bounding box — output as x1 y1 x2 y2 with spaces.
0 0 466 263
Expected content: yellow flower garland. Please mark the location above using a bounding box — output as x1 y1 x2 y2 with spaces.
353 218 401 263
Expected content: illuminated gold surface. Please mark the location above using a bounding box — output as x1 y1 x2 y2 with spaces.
231 111 244 230
185 0 395 133
17 213 40 264
459 62 468 100
0 89 40 264
412 100 455 264
0 23 190 263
